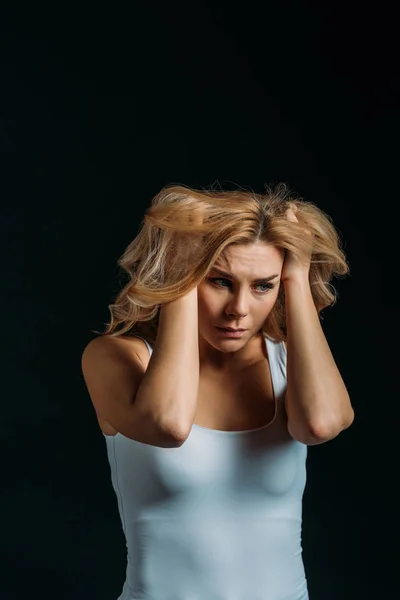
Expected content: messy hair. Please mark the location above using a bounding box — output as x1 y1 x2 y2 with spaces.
93 182 350 344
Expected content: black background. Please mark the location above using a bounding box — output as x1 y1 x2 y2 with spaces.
1 2 397 599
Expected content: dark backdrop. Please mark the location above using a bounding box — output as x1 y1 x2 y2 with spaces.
1 3 397 599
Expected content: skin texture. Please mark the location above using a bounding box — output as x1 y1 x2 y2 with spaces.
197 241 285 371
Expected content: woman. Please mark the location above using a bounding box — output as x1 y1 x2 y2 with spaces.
81 182 354 599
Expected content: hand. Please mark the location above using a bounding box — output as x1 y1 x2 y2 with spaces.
281 204 313 283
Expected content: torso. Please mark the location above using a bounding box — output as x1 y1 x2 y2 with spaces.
193 359 276 431
97 335 277 436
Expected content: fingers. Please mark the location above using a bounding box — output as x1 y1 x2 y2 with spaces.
285 204 299 222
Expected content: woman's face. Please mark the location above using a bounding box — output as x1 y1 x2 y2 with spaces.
197 242 284 367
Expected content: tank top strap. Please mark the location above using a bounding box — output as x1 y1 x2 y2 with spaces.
133 335 153 357
263 335 287 400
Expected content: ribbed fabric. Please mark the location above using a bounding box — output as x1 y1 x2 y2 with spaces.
103 334 309 600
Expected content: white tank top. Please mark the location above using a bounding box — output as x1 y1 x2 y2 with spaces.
103 333 309 600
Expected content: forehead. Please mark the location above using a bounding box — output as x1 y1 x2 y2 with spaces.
214 243 283 268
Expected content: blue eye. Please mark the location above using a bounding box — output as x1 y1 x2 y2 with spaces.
207 277 274 293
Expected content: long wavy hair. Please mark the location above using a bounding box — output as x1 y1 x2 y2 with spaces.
93 182 350 345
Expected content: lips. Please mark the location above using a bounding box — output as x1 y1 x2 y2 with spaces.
217 327 245 331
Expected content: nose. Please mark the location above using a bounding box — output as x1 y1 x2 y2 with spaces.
225 291 249 320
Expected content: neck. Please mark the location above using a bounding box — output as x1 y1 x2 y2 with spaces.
198 331 266 372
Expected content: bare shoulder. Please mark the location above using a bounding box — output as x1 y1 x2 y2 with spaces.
80 333 170 443
81 334 151 368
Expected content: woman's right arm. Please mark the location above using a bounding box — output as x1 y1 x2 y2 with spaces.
134 286 199 441
81 287 199 447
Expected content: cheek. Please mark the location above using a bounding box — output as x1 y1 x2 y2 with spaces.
198 284 216 303
197 289 215 315
269 288 281 307
260 290 280 315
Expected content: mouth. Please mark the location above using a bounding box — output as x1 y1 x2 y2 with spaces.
216 327 246 332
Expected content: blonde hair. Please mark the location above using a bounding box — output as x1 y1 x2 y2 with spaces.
93 182 350 344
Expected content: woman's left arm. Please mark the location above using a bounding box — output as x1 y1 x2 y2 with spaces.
284 275 355 445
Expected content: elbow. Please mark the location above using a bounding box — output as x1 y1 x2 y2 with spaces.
288 409 355 446
309 408 355 443
341 406 355 430
160 419 190 447
324 403 355 435
287 420 326 445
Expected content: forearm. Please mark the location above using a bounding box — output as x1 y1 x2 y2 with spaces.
135 288 199 439
284 277 354 440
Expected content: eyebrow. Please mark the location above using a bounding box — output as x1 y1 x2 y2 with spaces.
210 267 280 283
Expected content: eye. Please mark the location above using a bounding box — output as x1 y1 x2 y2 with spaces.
207 277 274 294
